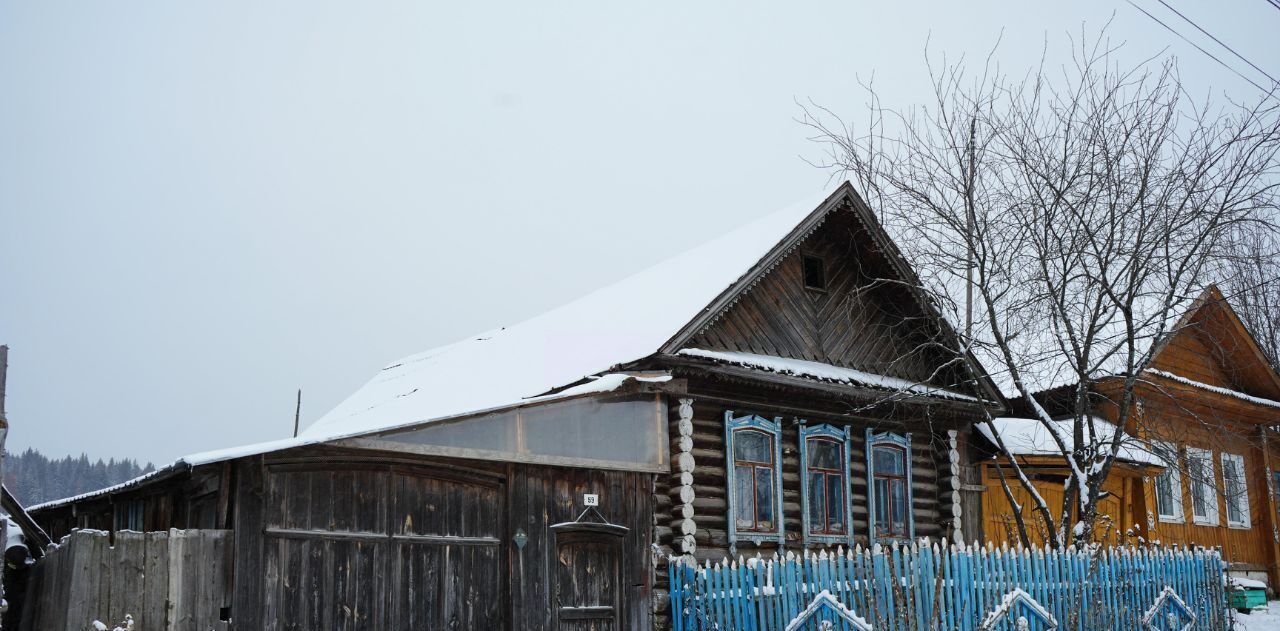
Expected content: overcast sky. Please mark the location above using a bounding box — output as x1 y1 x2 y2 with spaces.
1 1 1276 464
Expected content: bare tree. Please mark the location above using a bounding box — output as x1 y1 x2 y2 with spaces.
802 27 1280 548
1223 228 1280 366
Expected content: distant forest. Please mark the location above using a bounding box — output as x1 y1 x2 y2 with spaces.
3 448 155 506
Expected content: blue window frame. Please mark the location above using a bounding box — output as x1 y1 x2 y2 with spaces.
799 422 854 546
725 411 784 547
866 429 914 543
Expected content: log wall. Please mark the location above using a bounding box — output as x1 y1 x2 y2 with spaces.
652 381 970 629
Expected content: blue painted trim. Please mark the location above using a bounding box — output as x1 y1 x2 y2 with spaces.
724 410 785 552
798 421 855 548
865 428 914 545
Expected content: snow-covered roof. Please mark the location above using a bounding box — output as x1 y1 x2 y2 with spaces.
977 416 1164 467
35 185 874 510
298 186 849 441
32 181 1002 512
1230 576 1268 590
28 372 669 511
1147 369 1280 409
675 348 980 402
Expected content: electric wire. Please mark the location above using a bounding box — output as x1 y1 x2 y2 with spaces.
1126 0 1276 96
1155 0 1280 87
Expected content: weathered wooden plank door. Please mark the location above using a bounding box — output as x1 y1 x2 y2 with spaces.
261 465 505 630
389 469 506 630
552 523 627 631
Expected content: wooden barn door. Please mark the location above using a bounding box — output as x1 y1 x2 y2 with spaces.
389 468 506 630
551 523 628 631
261 464 506 630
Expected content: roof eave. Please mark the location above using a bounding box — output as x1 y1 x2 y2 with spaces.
659 353 1002 412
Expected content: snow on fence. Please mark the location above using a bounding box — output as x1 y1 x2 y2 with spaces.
20 529 231 631
668 542 1228 630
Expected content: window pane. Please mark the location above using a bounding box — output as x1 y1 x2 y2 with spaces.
735 465 754 529
874 478 889 529
808 439 841 470
826 474 845 534
1225 458 1245 523
808 471 825 531
874 446 905 476
891 479 907 533
735 430 772 464
755 466 774 529
1155 473 1174 517
1189 455 1208 517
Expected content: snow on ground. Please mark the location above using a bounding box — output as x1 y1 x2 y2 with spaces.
1235 602 1280 630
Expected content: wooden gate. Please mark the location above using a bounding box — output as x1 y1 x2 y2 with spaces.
20 529 231 631
552 521 628 631
261 465 505 629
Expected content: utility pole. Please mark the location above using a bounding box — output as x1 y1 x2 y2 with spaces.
0 345 9 474
292 389 302 438
0 345 9 611
0 345 8 428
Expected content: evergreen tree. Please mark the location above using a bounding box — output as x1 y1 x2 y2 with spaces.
2 448 155 505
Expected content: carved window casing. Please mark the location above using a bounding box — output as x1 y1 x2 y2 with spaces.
867 429 914 543
725 412 785 548
800 422 854 546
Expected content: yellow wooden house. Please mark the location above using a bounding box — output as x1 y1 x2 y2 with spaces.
979 287 1280 587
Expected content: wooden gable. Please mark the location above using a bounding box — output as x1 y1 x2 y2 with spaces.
1148 286 1280 400
682 203 977 397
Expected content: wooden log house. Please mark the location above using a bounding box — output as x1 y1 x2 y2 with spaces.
27 182 1005 630
978 286 1280 589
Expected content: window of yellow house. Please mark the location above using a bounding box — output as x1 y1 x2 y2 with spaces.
1153 443 1184 523
1221 452 1250 528
1187 448 1219 526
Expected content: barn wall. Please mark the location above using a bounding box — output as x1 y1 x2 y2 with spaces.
224 448 654 631
509 462 654 631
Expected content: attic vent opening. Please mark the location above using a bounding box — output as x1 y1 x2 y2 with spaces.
802 255 827 291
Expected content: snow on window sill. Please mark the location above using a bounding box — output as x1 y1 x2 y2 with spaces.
1227 521 1251 530
1157 515 1185 524
1192 517 1219 527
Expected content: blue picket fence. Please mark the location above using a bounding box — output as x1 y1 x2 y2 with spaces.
668 542 1228 630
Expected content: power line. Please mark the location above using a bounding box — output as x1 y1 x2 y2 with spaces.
1155 0 1280 87
1126 0 1276 96
1265 0 1280 13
